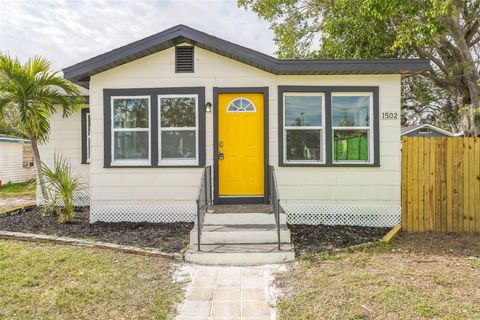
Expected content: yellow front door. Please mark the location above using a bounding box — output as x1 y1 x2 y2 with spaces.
218 93 264 197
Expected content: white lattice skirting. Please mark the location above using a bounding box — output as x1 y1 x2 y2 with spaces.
282 201 401 227
90 203 197 223
36 191 90 207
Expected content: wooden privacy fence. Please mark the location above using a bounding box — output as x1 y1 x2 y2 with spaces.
402 137 480 232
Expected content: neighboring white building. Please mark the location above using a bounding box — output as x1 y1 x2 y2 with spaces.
0 136 35 184
39 25 430 227
401 123 461 137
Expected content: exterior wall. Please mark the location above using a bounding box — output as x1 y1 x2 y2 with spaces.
37 107 90 206
88 46 402 226
0 141 35 184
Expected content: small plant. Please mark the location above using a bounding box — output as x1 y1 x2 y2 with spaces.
42 153 82 223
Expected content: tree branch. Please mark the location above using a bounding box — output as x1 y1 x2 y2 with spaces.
422 71 462 93
464 20 479 44
413 45 449 76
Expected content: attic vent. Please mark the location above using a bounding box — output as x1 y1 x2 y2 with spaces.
175 46 194 73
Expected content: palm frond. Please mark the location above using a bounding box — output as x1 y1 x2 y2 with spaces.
0 54 83 142
41 153 82 222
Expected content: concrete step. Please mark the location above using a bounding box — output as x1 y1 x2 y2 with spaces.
203 213 287 225
185 243 295 265
189 224 291 245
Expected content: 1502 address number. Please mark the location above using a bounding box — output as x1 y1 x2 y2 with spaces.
381 112 398 120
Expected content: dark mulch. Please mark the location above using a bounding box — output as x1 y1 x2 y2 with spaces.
289 224 390 255
0 207 193 253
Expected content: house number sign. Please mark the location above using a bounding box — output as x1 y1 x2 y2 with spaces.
381 112 398 120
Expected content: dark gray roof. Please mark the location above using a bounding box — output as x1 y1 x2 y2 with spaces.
63 25 431 88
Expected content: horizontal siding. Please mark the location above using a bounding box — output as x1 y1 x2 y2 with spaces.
0 142 36 183
37 109 90 189
90 186 197 201
82 46 402 208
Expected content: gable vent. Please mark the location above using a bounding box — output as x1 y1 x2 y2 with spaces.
175 46 194 73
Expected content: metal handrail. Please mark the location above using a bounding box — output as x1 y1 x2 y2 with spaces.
196 166 212 251
269 166 281 250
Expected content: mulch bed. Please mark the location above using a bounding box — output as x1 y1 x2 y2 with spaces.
0 207 192 253
289 224 390 255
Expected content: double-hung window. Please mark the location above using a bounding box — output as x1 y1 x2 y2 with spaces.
81 108 91 164
86 112 91 162
279 86 378 166
332 93 373 163
283 93 325 163
158 94 198 166
111 96 151 165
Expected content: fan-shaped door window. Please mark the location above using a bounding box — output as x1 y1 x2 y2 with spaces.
227 97 256 112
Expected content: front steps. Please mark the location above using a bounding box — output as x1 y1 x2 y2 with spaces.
185 211 295 265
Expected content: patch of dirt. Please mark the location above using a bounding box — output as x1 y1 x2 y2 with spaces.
289 224 390 255
276 233 480 319
394 232 480 257
0 207 193 253
0 195 35 210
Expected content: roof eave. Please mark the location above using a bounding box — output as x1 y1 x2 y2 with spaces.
62 25 431 86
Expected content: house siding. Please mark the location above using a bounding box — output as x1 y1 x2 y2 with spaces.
87 46 401 226
37 107 90 206
0 141 35 184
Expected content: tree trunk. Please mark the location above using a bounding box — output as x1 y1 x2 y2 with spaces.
449 7 480 136
29 133 49 202
459 86 480 137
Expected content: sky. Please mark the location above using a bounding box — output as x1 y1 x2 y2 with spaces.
0 0 276 71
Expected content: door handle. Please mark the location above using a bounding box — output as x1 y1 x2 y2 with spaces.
218 152 224 160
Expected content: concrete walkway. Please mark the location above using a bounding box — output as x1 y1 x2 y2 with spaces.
176 264 283 319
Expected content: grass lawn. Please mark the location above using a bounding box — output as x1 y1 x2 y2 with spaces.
0 240 184 319
276 233 480 319
0 180 36 197
0 180 36 211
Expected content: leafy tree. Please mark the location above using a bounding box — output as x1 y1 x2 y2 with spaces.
0 104 26 138
402 76 460 132
239 0 480 135
0 54 83 201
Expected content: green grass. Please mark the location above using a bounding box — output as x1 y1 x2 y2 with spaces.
0 240 184 319
0 179 36 197
276 238 480 319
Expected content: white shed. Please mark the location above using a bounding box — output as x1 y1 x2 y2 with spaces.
0 136 35 184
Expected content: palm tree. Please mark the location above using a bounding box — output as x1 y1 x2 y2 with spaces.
0 54 83 201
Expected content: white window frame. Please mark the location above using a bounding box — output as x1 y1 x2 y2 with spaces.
158 94 199 166
331 92 374 164
111 95 151 166
86 112 91 163
227 97 256 112
283 92 326 164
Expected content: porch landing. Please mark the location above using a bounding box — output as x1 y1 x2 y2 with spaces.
185 205 295 265
212 204 272 214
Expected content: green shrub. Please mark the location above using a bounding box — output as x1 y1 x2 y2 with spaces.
41 153 82 223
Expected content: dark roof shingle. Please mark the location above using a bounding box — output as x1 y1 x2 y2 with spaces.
63 25 431 88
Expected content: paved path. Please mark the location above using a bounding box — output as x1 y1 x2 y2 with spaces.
0 196 35 211
176 265 283 319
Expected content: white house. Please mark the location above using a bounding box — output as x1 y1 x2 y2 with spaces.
0 135 35 184
38 25 429 263
39 24 430 224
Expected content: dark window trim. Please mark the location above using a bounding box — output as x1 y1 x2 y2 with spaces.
81 108 90 164
175 46 194 73
278 86 380 167
213 87 269 205
103 87 205 168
